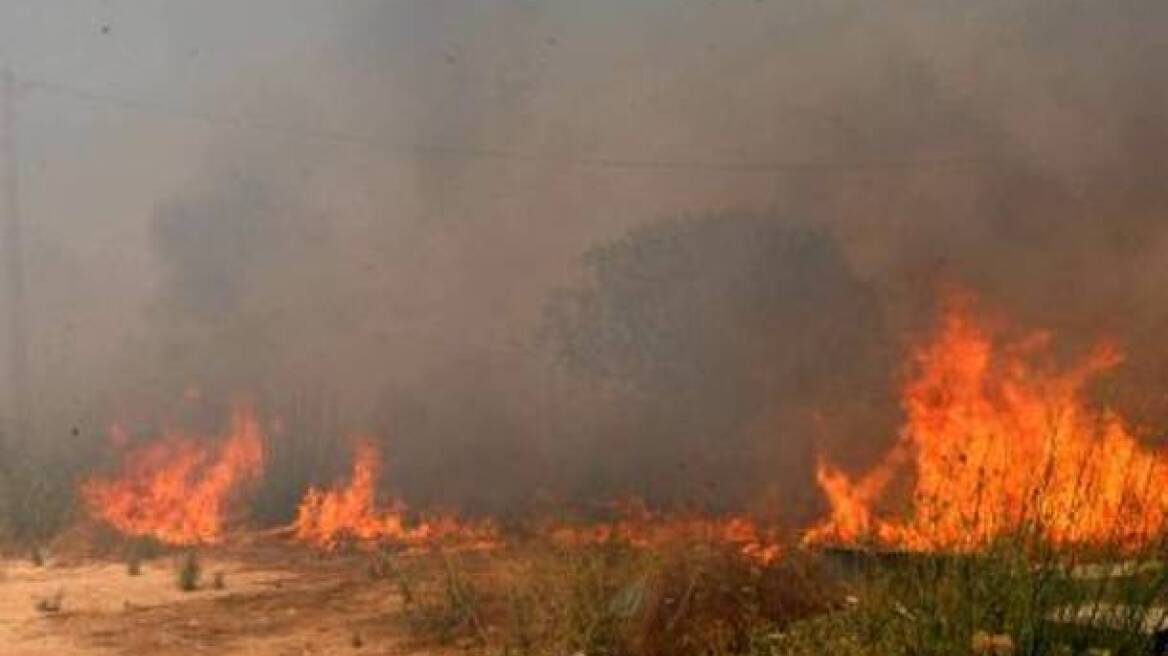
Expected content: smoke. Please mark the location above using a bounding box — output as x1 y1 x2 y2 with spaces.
8 1 1168 520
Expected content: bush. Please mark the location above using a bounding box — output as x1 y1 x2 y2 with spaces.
177 551 202 591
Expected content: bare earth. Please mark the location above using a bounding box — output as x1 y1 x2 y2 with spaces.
0 544 427 655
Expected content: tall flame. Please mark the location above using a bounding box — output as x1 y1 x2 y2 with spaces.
292 439 498 550
81 407 265 546
807 292 1168 551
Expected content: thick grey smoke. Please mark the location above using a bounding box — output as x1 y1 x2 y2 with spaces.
5 1 1168 520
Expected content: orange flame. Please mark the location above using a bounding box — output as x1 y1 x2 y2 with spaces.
292 439 498 550
806 292 1168 552
81 407 265 546
545 500 783 564
293 444 781 562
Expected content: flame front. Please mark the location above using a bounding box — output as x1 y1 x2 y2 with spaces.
82 407 265 545
292 440 498 550
293 443 781 561
807 293 1168 551
545 500 782 564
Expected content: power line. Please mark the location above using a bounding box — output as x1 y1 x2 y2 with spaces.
17 72 1002 174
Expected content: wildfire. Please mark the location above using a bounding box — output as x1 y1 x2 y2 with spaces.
546 500 783 564
292 442 781 561
81 406 265 546
806 292 1168 551
292 440 499 550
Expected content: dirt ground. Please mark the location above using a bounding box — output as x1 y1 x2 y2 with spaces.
0 541 434 655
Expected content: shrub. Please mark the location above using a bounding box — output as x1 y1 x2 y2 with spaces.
177 551 202 591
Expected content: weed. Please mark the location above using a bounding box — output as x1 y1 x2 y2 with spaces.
125 537 163 576
177 551 201 591
369 547 414 605
34 589 64 614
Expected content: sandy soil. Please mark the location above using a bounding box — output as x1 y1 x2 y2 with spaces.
0 544 428 655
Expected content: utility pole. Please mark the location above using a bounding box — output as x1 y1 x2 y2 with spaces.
2 67 30 450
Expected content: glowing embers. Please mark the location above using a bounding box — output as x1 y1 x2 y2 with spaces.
82 406 265 546
292 440 498 551
807 292 1168 552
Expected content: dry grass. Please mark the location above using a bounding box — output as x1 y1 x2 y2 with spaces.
396 538 838 656
386 531 1168 656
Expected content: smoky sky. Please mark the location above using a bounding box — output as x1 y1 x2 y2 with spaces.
4 1 1168 516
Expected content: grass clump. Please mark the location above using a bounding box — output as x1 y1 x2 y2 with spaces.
177 550 202 591
124 537 165 576
762 534 1168 655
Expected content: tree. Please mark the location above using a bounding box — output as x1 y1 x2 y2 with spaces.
542 213 893 517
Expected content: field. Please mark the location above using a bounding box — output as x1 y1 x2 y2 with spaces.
3 527 1168 656
5 287 1168 655
1 537 435 655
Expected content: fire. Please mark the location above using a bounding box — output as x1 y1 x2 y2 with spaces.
807 292 1168 551
292 439 498 550
293 442 781 562
546 500 783 564
82 406 265 546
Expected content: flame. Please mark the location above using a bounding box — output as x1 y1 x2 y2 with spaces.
292 439 498 550
81 406 265 545
807 292 1168 551
293 443 780 562
545 500 783 564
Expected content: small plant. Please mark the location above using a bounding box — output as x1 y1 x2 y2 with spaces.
177 551 201 591
439 552 488 645
34 589 64 614
370 547 413 604
125 538 164 576
406 550 489 646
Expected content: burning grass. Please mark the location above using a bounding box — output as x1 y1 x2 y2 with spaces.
80 406 264 546
292 439 500 551
808 290 1168 552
